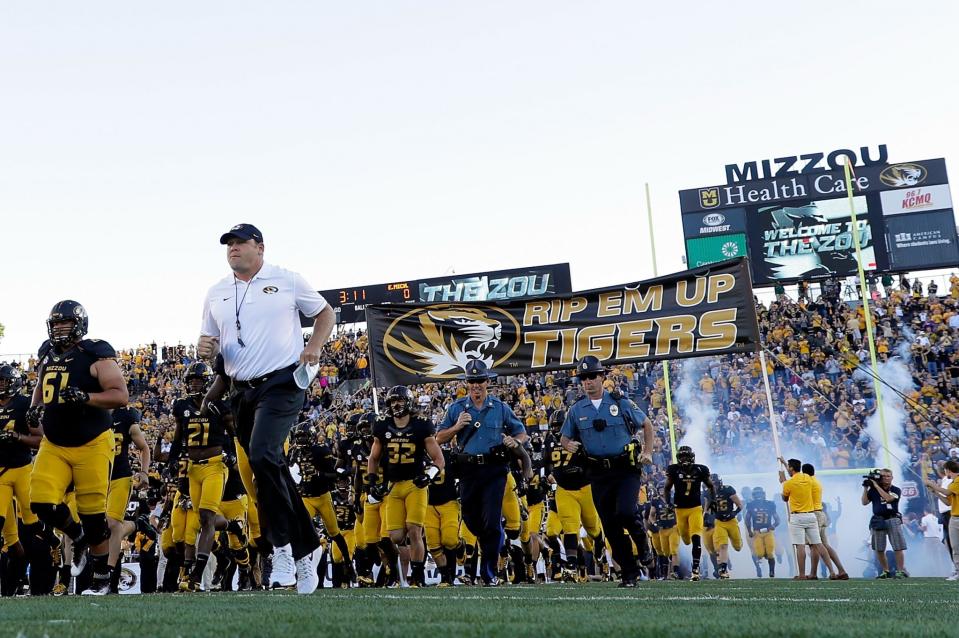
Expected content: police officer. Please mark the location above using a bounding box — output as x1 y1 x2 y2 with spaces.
560 356 654 587
436 360 527 586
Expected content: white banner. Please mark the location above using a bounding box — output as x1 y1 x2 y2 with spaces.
880 184 953 216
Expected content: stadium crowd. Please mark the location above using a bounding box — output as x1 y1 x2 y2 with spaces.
1 275 958 595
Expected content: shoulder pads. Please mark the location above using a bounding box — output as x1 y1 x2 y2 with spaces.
78 339 117 360
38 340 53 359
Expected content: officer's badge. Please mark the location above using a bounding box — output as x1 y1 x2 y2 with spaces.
609 404 619 417
581 362 588 370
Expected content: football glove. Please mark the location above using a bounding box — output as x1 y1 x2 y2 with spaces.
366 483 387 504
26 406 44 427
60 387 90 405
0 430 19 443
412 464 441 489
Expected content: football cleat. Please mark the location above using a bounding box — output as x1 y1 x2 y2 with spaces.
52 583 68 596
81 578 111 596
690 568 701 582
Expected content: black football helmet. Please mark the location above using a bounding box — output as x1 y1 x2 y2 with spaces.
385 386 414 418
676 445 695 465
292 421 317 446
752 486 766 501
710 473 722 489
0 365 22 399
549 409 566 434
183 361 214 397
46 300 88 347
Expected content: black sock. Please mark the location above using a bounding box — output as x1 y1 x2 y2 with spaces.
109 562 122 593
64 517 84 543
411 560 425 585
91 553 109 581
691 535 702 570
768 558 775 577
192 554 209 581
443 548 457 583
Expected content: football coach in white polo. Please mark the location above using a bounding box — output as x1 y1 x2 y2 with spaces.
198 223 334 594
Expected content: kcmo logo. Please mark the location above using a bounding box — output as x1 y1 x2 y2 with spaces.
880 163 927 188
382 304 521 379
699 188 720 209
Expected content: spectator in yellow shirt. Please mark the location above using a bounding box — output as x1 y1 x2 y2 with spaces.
778 457 835 580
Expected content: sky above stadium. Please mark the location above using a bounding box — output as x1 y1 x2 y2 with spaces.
2 1 958 358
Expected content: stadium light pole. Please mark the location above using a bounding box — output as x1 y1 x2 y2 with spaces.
646 183 678 463
842 160 890 467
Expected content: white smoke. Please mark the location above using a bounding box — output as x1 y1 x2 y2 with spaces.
851 356 913 474
674 357 716 469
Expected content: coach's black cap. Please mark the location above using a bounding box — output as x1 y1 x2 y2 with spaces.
219 223 264 245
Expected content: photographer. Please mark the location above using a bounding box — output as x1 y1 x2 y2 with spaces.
861 468 909 578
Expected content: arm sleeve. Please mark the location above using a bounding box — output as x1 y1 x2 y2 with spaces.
560 408 576 439
437 404 457 431
503 404 524 436
200 292 220 337
293 272 328 318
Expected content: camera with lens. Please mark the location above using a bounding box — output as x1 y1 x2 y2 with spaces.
861 469 881 487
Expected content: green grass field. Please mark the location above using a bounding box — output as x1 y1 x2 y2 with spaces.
0 580 954 638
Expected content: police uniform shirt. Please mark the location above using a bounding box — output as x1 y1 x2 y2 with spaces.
200 263 328 381
438 395 524 455
560 391 645 458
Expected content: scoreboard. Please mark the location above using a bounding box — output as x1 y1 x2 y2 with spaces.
679 151 957 286
305 263 572 325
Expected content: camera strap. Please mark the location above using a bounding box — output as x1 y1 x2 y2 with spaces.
610 392 637 437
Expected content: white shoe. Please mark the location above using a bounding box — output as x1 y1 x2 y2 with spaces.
946 572 959 582
270 544 296 588
295 551 318 595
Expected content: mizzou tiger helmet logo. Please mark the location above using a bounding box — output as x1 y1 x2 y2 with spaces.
382 305 521 378
699 188 720 209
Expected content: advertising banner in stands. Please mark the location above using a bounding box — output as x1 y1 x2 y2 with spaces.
366 258 759 387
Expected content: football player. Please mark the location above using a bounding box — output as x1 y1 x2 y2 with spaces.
218 461 254 590
424 445 460 586
291 421 355 585
707 474 744 579
29 301 129 596
745 486 780 577
167 361 235 591
105 403 152 593
329 473 358 587
647 485 681 579
544 422 602 582
366 386 444 587
0 365 48 590
664 445 715 581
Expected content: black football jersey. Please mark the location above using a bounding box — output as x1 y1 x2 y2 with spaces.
428 449 458 506
372 416 433 482
666 463 711 509
332 487 356 530
37 339 115 447
172 398 229 452
747 500 778 531
296 443 336 497
544 435 589 491
0 394 32 469
111 406 141 480
652 497 677 529
712 485 739 522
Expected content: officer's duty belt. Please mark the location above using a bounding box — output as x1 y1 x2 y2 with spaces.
455 452 504 466
586 453 633 471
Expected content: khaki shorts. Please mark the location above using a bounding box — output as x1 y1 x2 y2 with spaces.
788 512 821 545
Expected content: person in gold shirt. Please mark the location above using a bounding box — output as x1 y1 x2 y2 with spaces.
778 457 834 580
924 459 959 581
802 463 847 579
